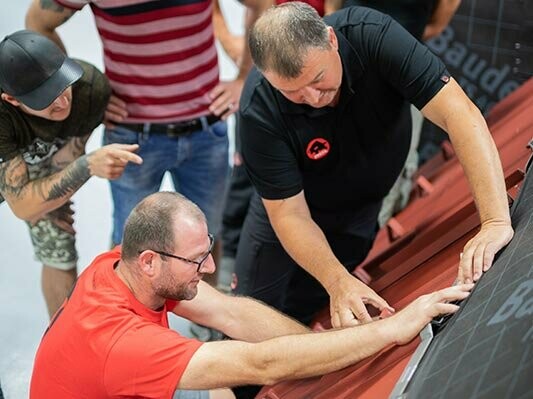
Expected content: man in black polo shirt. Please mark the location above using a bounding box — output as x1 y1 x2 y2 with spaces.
235 3 513 328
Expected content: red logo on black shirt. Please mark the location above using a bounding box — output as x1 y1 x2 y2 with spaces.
306 138 330 160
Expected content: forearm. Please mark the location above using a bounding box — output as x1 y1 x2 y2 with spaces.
271 212 351 292
183 319 395 388
423 0 461 40
174 282 309 341
213 0 237 56
222 296 310 342
25 0 74 52
443 105 509 226
422 79 510 228
4 156 90 221
37 29 67 53
253 319 393 384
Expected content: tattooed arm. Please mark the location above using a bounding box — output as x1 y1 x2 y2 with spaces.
26 0 76 52
0 154 89 221
0 143 143 222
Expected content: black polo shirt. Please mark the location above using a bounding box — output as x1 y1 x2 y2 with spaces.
239 7 450 238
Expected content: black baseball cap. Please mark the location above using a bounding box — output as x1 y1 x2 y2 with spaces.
0 30 83 110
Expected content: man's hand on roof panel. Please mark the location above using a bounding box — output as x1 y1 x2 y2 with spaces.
389 284 474 346
457 221 514 284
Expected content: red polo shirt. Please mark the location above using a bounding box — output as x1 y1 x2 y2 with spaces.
30 247 203 398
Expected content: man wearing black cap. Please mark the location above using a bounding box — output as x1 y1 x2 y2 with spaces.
0 30 143 317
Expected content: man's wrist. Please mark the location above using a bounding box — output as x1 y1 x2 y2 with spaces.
78 154 93 177
373 317 398 347
322 267 352 293
480 218 512 228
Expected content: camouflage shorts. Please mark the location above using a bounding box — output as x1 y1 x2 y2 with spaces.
26 214 77 270
24 145 77 270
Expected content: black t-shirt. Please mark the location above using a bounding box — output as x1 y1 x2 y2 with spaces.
239 7 450 237
0 60 111 165
342 0 436 40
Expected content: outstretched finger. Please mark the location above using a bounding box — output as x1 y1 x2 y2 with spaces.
433 302 461 317
438 284 473 302
112 149 143 165
111 143 139 151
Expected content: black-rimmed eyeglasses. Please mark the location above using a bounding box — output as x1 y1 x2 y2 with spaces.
142 233 214 272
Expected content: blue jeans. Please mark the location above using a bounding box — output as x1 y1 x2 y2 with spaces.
173 390 209 399
103 119 229 245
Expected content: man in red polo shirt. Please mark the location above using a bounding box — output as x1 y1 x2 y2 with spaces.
30 191 472 398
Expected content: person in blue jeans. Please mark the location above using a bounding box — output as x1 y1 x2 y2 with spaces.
26 0 270 293
103 120 229 250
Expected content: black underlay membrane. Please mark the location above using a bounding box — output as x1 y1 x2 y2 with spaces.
400 157 533 399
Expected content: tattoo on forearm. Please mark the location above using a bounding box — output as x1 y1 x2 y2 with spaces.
0 157 29 199
32 176 49 200
39 0 65 12
47 155 91 200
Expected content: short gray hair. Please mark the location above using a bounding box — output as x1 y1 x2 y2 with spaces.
249 2 330 78
121 192 205 262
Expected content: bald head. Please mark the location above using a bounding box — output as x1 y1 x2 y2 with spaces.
121 192 206 262
249 2 330 78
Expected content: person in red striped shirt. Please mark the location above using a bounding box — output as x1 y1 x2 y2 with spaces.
26 0 268 288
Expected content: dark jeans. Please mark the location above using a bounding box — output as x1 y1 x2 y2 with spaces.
233 193 374 325
221 163 254 258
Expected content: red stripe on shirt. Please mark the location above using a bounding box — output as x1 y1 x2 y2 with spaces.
116 76 219 105
106 55 218 85
90 1 210 25
97 14 211 44
103 35 214 64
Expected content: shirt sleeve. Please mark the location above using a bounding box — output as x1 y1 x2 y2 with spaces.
53 0 88 10
239 109 303 200
364 14 450 109
0 115 20 165
104 324 203 398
